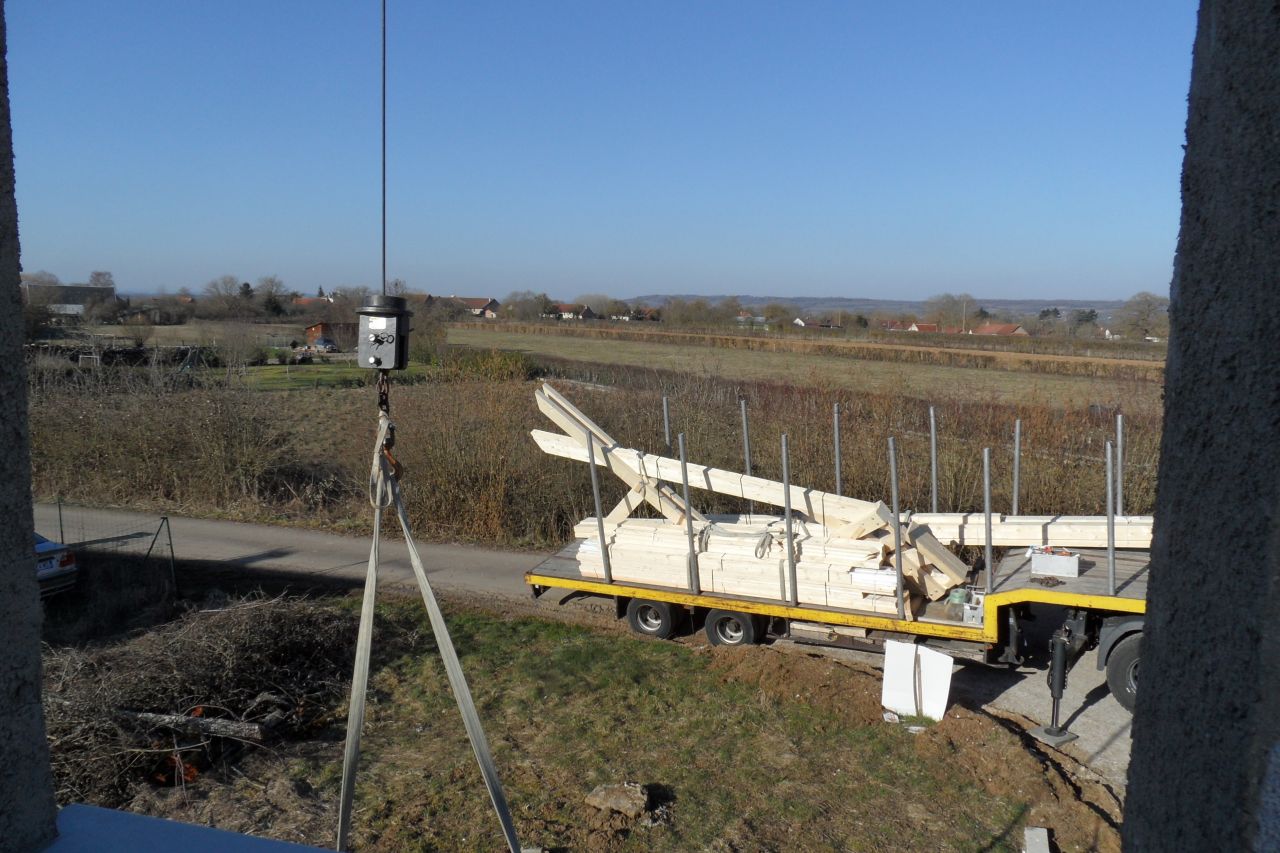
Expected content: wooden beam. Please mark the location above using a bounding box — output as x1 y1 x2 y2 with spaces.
535 388 704 523
908 513 1153 548
531 428 889 529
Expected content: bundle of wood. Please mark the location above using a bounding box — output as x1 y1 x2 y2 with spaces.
568 515 962 616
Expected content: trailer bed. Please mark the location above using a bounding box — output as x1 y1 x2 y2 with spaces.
528 541 1148 645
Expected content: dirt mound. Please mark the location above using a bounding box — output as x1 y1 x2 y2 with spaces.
706 644 885 726
708 644 1121 851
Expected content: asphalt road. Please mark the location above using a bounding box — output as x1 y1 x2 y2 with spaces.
33 503 1134 792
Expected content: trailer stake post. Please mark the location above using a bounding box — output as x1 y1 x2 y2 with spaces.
586 433 612 584
833 402 843 496
889 437 905 620
740 397 753 519
983 447 994 595
678 433 699 594
929 406 938 513
1106 439 1117 596
782 434 798 607
1012 418 1022 516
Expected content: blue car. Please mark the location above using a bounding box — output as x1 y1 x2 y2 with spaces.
35 533 78 596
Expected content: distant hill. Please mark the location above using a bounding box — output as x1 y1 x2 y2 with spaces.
625 294 1127 319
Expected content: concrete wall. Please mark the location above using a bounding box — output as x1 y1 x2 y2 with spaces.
0 0 58 842
0 1 58 847
1124 2 1280 849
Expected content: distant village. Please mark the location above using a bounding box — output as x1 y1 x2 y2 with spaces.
19 270 1168 343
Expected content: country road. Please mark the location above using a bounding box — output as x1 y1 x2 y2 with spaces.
33 502 1134 793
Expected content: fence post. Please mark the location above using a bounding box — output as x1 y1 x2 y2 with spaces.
833 402 843 496
1012 418 1022 516
929 406 939 513
889 437 905 620
1115 413 1125 517
662 396 671 453
678 433 700 594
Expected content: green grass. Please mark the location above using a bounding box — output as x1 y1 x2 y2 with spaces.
239 361 430 391
337 601 1037 852
449 326 1161 411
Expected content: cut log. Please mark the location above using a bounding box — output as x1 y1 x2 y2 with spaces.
116 710 277 742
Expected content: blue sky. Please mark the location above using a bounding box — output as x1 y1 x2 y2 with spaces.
7 2 1197 300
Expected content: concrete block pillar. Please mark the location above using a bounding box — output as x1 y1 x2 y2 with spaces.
1124 2 1280 849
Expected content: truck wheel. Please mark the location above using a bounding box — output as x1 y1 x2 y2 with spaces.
626 599 680 640
1105 633 1140 713
704 609 759 647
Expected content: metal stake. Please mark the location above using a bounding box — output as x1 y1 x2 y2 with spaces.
678 433 699 594
57 496 65 544
782 434 798 606
1115 413 1125 517
740 397 753 519
928 406 938 513
889 437 905 620
1106 440 1116 596
662 396 671 452
833 402 843 496
586 433 612 584
983 447 994 595
1012 418 1022 516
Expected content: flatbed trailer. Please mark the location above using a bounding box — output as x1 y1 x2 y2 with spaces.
525 382 1148 727
527 543 1147 715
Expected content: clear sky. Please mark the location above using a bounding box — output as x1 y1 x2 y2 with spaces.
7 2 1197 301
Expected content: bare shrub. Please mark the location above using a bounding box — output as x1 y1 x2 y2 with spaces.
43 596 357 807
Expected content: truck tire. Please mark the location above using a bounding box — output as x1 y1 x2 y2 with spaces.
626 599 680 640
1105 633 1140 713
704 609 759 647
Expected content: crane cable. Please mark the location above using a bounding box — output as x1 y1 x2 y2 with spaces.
334 3 520 850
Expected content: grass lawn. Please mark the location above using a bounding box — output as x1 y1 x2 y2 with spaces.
238 361 430 391
327 601 1113 852
449 327 1161 412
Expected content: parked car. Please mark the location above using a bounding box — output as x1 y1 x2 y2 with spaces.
35 533 78 596
313 337 340 353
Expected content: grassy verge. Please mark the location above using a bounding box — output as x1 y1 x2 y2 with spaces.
61 595 1119 851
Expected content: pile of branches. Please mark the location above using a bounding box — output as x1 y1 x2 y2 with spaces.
43 596 357 806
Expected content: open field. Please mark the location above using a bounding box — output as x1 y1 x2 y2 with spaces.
45 592 1121 851
29 362 1159 550
89 321 306 345
457 322 1166 375
451 326 1162 412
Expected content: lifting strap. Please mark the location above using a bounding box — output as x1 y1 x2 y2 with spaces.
336 411 519 852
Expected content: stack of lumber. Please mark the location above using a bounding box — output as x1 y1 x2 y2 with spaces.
568 516 964 616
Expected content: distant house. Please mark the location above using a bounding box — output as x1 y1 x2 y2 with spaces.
20 282 116 316
882 320 911 332
451 296 500 318
971 323 1029 336
305 321 358 347
636 307 661 322
737 310 767 327
908 322 939 333
292 295 333 308
551 303 597 320
795 317 841 330
940 326 966 334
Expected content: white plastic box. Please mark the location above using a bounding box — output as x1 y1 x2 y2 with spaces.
1030 550 1080 578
